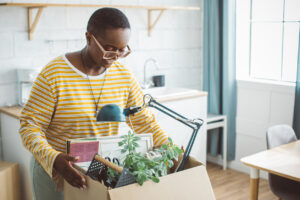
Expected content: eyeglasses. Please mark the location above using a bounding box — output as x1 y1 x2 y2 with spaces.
91 34 131 60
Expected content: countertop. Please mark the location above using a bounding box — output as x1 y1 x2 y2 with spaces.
0 90 207 120
0 106 23 120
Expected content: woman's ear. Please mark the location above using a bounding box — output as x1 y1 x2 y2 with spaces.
85 32 91 46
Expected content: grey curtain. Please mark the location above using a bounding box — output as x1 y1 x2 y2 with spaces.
293 28 300 138
203 0 237 160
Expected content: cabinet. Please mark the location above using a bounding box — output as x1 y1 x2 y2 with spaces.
0 113 33 200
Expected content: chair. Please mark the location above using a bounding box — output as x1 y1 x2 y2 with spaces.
266 125 300 200
206 113 227 170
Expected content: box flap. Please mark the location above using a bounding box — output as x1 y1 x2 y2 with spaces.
184 156 203 169
64 175 109 200
108 165 215 200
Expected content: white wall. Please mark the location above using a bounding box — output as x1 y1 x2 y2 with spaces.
208 79 295 179
0 0 203 106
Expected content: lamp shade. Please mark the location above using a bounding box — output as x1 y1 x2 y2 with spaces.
96 104 126 122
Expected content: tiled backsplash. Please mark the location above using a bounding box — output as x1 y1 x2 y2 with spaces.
0 0 203 106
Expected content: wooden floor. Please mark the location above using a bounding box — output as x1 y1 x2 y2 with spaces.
206 162 277 200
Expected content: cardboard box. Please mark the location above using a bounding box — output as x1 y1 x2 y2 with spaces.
64 157 216 200
0 162 20 200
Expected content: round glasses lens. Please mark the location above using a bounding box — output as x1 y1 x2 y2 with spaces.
103 51 130 59
103 52 118 59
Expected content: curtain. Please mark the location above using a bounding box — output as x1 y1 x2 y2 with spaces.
203 0 237 160
293 28 300 138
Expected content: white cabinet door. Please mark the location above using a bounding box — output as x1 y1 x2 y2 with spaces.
0 113 33 200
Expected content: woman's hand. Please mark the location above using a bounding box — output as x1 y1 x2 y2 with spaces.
53 153 87 189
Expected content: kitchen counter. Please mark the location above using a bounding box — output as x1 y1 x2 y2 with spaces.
152 90 207 103
0 106 23 119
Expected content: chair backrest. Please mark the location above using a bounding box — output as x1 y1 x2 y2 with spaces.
266 125 297 149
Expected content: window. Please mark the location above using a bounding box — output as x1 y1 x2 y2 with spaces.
236 0 300 83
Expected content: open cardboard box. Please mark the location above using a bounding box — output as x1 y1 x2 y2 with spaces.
64 157 216 200
0 162 20 200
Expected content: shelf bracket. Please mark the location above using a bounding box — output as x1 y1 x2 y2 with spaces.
148 9 165 37
27 7 44 40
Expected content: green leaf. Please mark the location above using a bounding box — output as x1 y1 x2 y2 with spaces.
167 159 174 168
151 176 160 183
133 137 141 141
121 149 127 154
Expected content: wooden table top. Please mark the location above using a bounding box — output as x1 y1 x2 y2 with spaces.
241 140 300 182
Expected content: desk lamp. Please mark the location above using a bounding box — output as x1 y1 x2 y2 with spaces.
96 94 203 172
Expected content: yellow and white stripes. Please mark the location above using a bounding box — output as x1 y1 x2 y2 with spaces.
19 55 168 178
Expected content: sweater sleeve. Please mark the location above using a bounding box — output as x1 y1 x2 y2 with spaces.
126 73 169 146
19 72 61 178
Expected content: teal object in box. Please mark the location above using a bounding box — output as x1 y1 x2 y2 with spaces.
96 104 126 122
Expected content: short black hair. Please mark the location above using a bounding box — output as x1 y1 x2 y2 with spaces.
87 7 131 36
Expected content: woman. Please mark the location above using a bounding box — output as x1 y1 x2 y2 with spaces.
19 8 168 200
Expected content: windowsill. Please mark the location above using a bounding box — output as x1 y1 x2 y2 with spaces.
237 78 296 87
237 78 296 93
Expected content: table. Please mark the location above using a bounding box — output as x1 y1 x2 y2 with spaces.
241 140 300 200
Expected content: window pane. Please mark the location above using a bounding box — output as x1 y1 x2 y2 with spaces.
252 0 284 21
250 23 283 80
285 0 300 21
236 0 251 79
282 23 299 82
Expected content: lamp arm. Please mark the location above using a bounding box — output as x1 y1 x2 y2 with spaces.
145 95 204 172
124 94 204 172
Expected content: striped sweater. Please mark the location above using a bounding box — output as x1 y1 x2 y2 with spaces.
19 55 168 178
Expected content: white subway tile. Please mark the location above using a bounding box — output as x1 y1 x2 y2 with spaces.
0 7 27 31
37 7 67 30
47 29 84 41
84 0 110 5
0 83 17 106
49 40 69 55
0 32 14 59
0 68 17 84
14 32 50 56
67 39 86 51
138 29 167 50
110 0 139 5
138 0 160 6
121 50 144 72
66 7 90 29
64 0 81 4
125 9 146 30
32 56 55 68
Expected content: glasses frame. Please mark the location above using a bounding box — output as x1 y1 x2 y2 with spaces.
91 34 131 60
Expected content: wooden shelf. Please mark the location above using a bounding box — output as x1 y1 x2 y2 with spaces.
0 2 200 39
0 3 200 10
